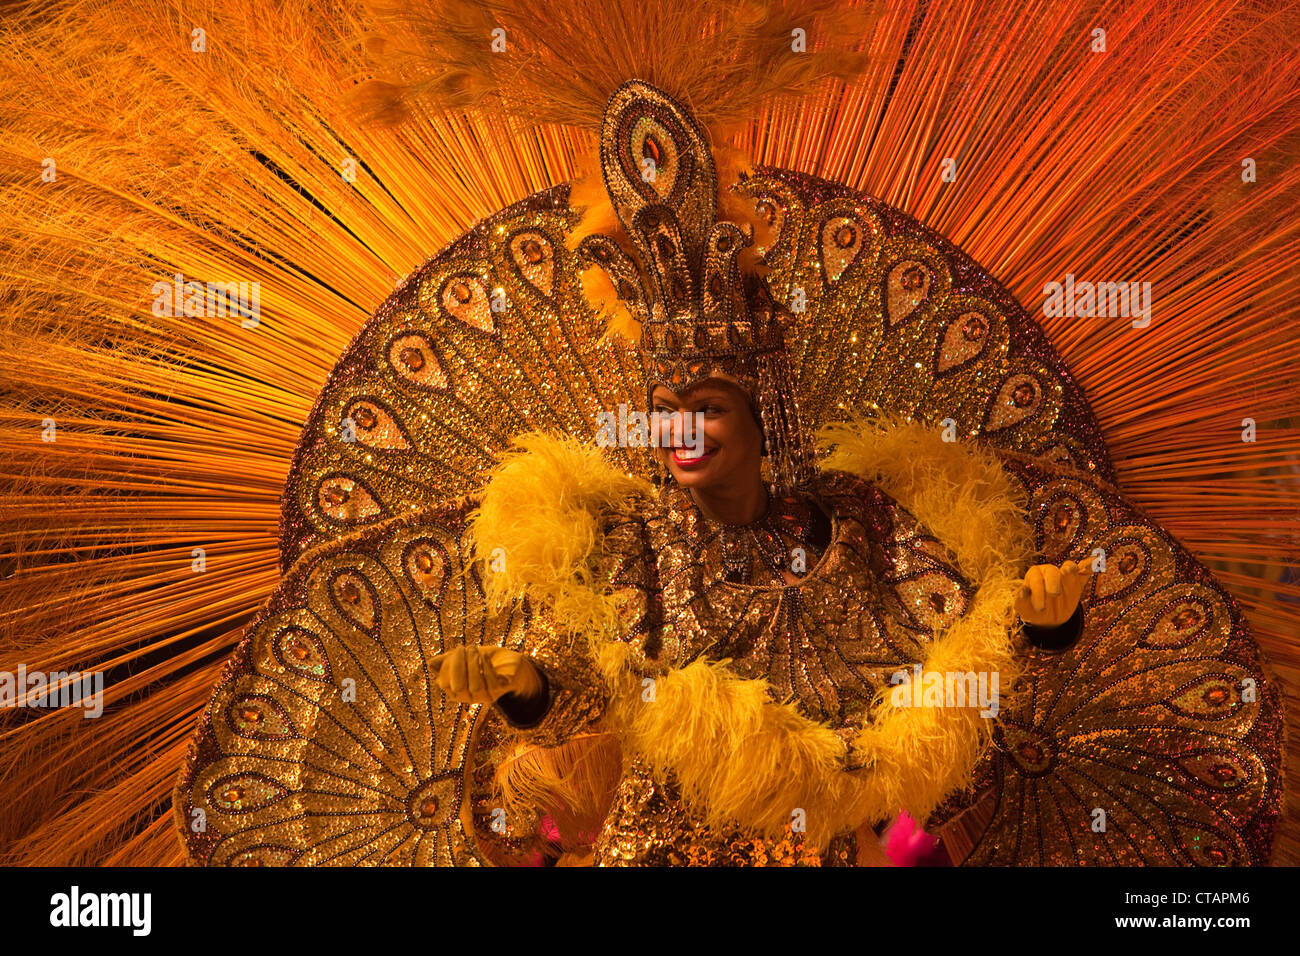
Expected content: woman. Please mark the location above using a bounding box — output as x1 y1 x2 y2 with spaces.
434 379 1086 868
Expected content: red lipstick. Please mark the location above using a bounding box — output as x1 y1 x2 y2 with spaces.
671 445 717 469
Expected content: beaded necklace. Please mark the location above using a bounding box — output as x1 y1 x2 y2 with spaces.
709 491 826 585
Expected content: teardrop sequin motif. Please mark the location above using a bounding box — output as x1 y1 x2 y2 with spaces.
343 398 411 451
936 311 991 373
733 175 807 269
819 215 865 284
317 475 383 524
208 773 289 814
885 260 932 326
387 333 448 390
227 693 297 741
331 569 377 631
1176 751 1249 791
1166 675 1241 720
630 115 679 200
509 231 555 297
272 626 332 682
984 373 1043 431
1178 824 1244 866
1139 595 1217 650
1092 537 1151 602
1039 492 1088 555
437 275 495 333
405 539 449 606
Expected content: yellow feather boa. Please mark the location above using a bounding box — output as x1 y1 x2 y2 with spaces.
469 415 1036 849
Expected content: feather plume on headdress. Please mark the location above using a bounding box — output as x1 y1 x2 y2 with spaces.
350 0 870 342
349 0 882 131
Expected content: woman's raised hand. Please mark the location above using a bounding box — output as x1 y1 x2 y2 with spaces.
1015 560 1092 628
429 645 543 705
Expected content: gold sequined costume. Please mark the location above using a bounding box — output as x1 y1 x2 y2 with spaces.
174 76 1284 867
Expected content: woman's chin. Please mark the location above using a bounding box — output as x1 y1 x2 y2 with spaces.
669 468 705 488
662 455 718 487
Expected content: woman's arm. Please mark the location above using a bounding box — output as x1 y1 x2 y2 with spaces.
491 630 609 747
1016 560 1090 650
482 506 660 747
1020 601 1084 650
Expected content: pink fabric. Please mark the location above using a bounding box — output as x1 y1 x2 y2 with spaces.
538 814 562 843
883 810 950 866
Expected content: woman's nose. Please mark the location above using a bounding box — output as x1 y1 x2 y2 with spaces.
653 410 677 445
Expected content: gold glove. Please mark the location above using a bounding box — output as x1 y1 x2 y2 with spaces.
1015 560 1092 628
429 645 544 706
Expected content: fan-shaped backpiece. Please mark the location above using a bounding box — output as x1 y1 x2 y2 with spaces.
277 187 645 573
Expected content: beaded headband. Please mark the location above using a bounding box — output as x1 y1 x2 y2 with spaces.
575 79 814 491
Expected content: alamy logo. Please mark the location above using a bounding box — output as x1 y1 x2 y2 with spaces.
49 886 151 936
595 404 705 452
889 664 1000 718
0 665 102 718
151 272 260 327
1043 274 1151 328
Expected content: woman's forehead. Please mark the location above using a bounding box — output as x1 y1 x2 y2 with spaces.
652 378 746 403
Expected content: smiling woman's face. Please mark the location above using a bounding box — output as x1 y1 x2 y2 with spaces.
650 378 763 493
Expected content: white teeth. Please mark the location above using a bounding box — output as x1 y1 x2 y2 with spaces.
676 446 708 460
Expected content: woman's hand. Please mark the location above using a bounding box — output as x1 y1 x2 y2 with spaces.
429 645 543 705
1015 560 1092 628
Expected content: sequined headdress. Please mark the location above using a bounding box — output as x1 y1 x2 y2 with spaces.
575 80 814 492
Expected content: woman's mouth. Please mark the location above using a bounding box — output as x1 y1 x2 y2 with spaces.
671 444 717 469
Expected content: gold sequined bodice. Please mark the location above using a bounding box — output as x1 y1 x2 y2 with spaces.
620 471 975 728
